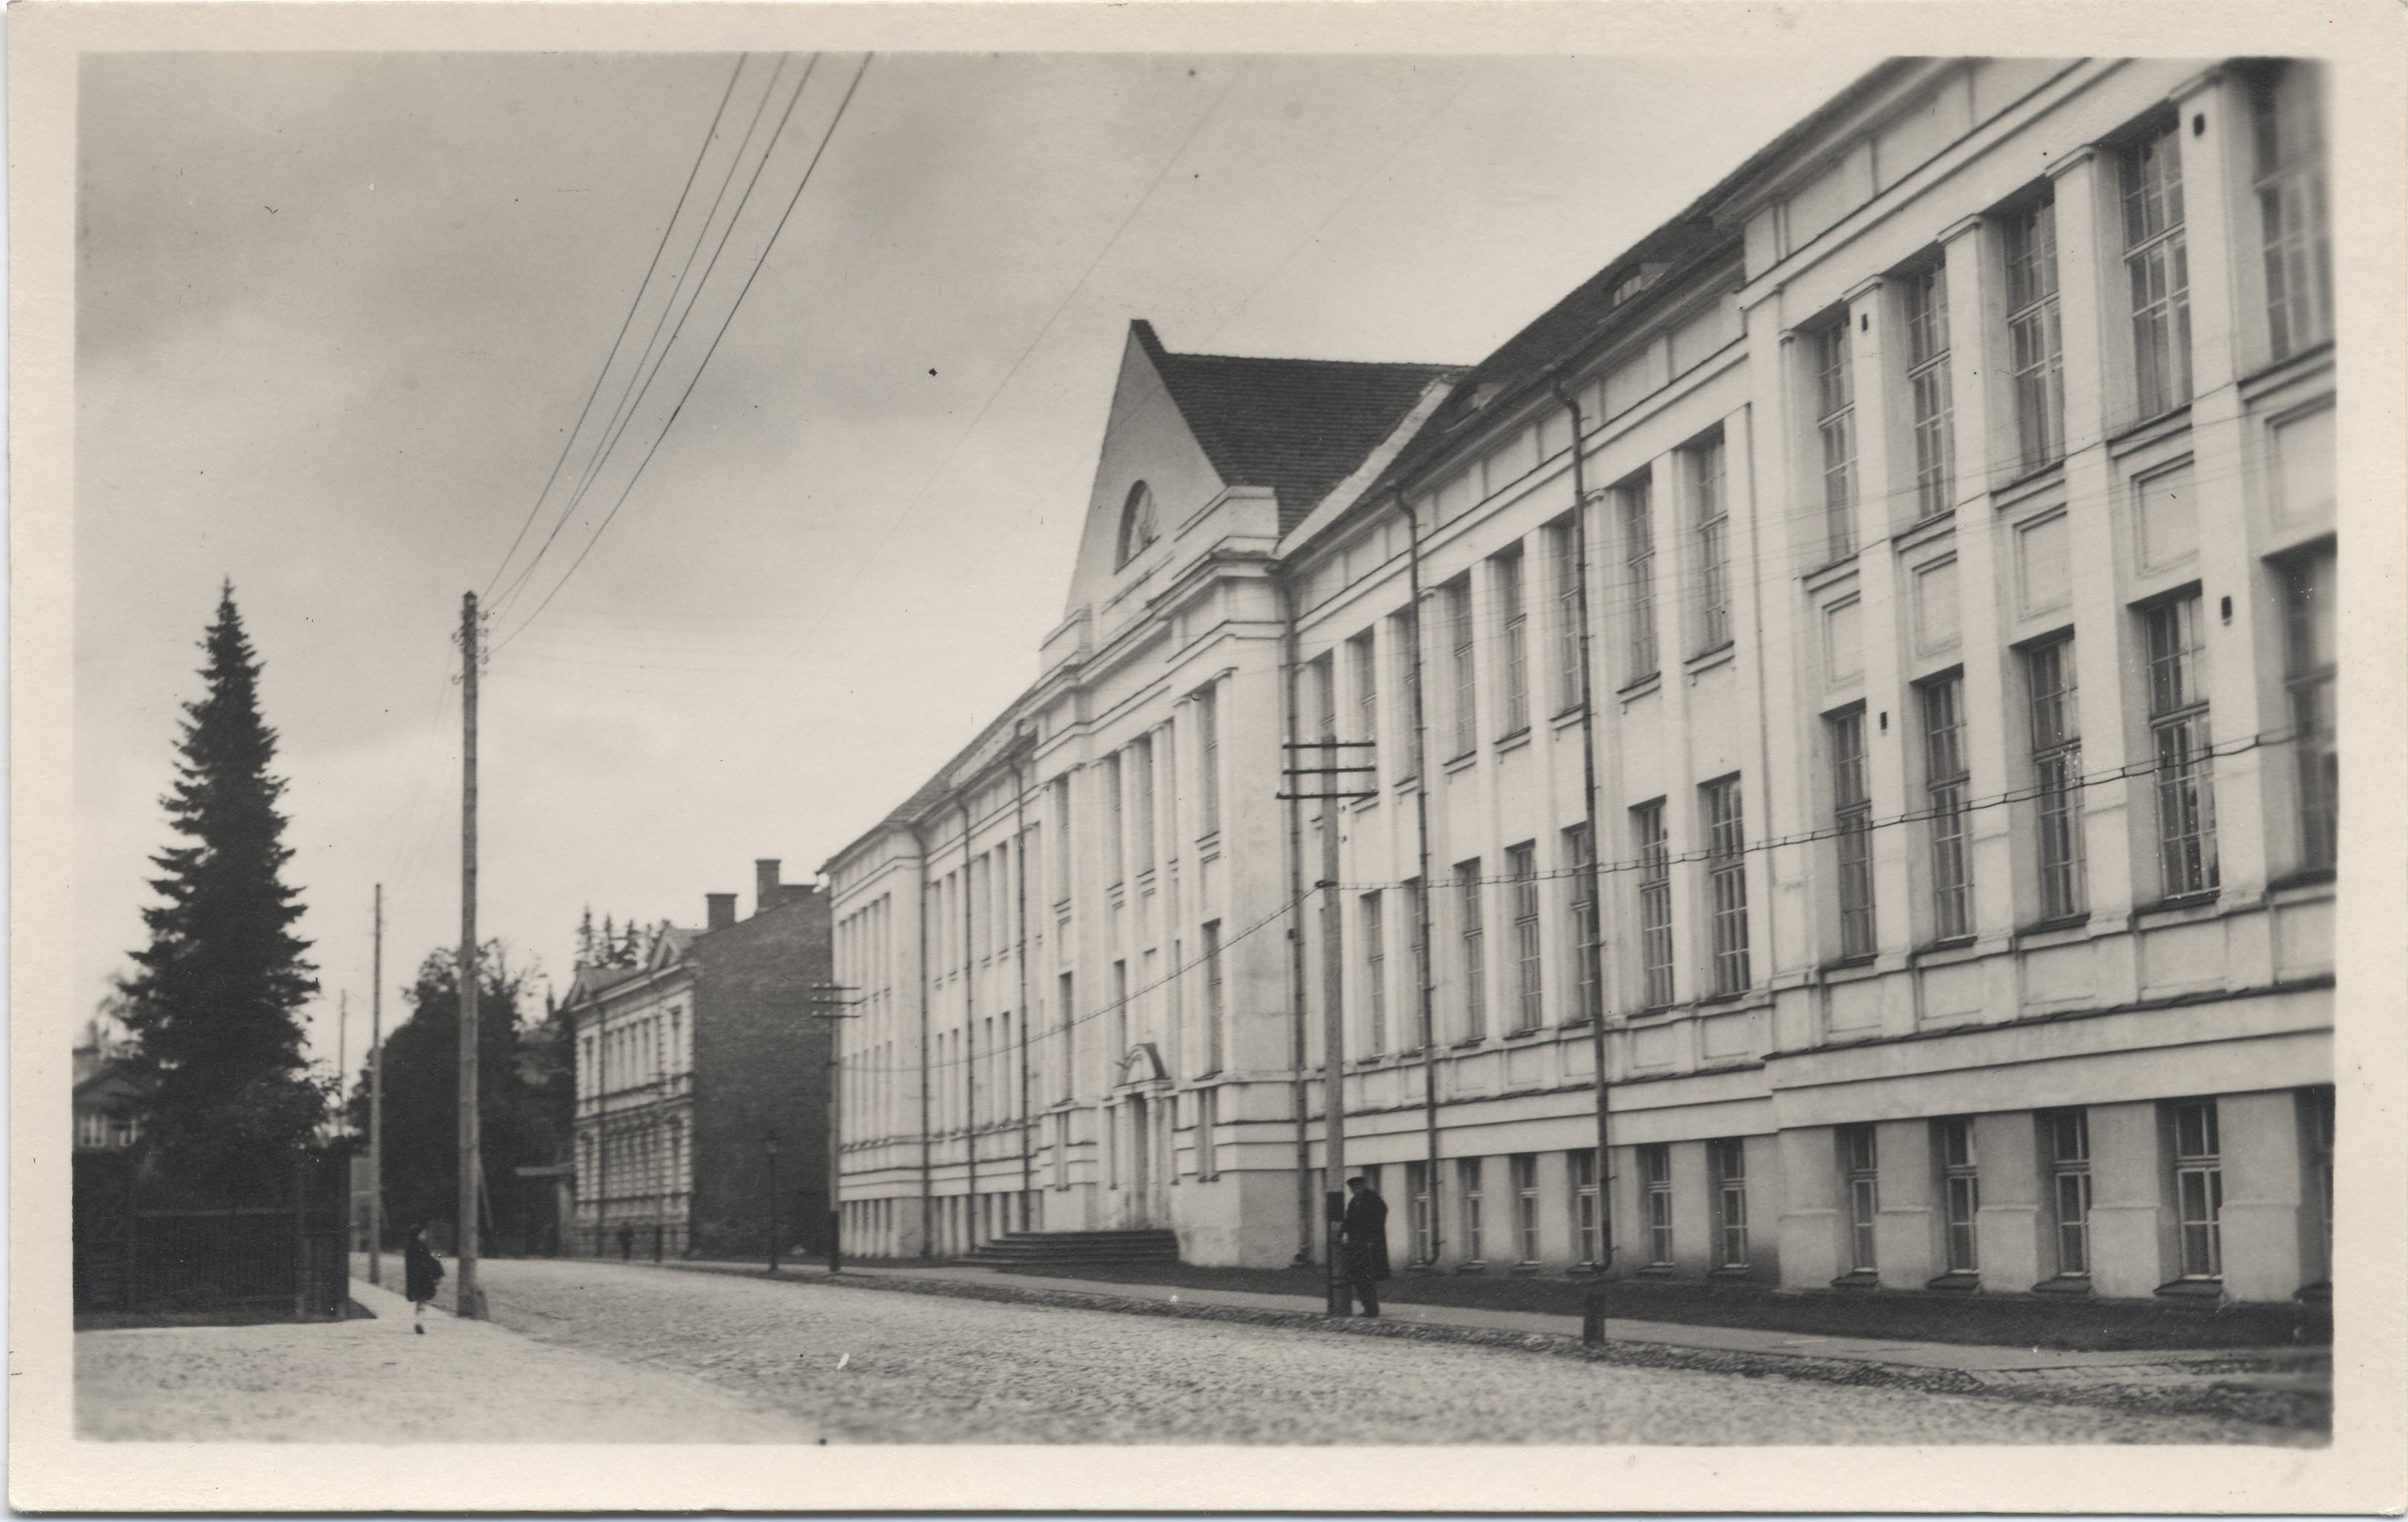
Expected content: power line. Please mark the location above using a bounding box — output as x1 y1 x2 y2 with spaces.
492 55 806 624
481 53 753 605
493 53 873 653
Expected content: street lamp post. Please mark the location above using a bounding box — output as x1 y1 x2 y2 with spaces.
765 1130 780 1274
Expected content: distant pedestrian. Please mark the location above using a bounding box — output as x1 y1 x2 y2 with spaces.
1339 1176 1390 1318
403 1224 443 1334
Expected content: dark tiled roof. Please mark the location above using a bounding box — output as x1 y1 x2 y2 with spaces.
1134 321 1460 533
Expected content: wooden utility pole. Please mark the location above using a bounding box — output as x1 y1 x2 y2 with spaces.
337 990 349 1132
370 884 385 1287
457 592 486 1319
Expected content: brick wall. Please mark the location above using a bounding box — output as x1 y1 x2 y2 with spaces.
689 884 833 1256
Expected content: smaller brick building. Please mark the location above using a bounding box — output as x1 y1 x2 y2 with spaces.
565 860 832 1260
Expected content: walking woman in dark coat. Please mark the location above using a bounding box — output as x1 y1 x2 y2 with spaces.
403 1224 444 1334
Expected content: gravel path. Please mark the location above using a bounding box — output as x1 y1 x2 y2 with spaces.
423 1258 2306 1445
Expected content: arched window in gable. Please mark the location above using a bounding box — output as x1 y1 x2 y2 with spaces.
1117 481 1159 567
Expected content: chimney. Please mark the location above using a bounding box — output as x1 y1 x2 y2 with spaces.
705 893 737 932
755 859 782 918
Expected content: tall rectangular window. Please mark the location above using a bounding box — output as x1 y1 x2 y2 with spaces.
1446 576 1478 758
1496 547 1530 736
1508 843 1543 1032
2285 547 2338 870
1922 676 1973 940
2005 196 2066 472
1937 1118 1979 1273
1456 859 1486 1040
1704 779 1752 995
2254 62 2332 361
1841 1124 1879 1272
1551 518 1586 714
1393 607 1423 780
1813 323 1858 562
1565 823 1599 1023
2146 595 2218 896
1692 435 1732 648
1104 754 1126 888
2173 1100 2223 1279
1712 1138 1749 1268
1058 970 1078 1101
1621 478 1659 680
1194 1088 1218 1180
1195 684 1221 837
2303 1086 2335 1271
1407 1160 1436 1265
1201 924 1223 1074
1350 631 1379 771
2025 639 2088 920
1458 1157 1485 1262
1635 801 1675 1008
1360 891 1387 1057
2045 1109 2091 1277
1052 777 1073 907
1408 877 1431 1050
1310 653 1337 746
2124 125 2193 419
1830 708 1876 958
1641 1144 1675 1265
1511 1153 1541 1264
1570 1149 1601 1267
1132 737 1156 877
1903 264 1955 520
1110 960 1129 1064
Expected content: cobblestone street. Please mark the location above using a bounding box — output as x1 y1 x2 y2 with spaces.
391 1257 2306 1445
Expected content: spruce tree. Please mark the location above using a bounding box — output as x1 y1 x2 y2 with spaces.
119 584 323 1191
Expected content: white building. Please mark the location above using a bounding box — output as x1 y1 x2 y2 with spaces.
828 56 2335 1308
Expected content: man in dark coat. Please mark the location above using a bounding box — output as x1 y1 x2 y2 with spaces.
1339 1175 1391 1317
403 1224 444 1334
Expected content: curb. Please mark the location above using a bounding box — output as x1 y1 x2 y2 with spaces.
662 1260 2326 1434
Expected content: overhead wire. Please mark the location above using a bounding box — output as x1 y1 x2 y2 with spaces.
481 53 753 606
489 53 808 625
492 52 874 654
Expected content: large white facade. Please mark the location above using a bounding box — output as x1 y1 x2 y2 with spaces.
828 57 2336 1304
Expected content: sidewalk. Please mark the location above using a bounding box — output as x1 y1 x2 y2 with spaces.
74 1276 818 1443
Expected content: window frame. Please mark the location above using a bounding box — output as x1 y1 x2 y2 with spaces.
2144 593 2220 897
2003 194 2067 474
1692 433 1734 650
1920 673 1973 942
2122 124 2194 421
2253 62 2333 363
1634 800 1675 1009
1511 1153 1542 1265
1455 857 1488 1041
1620 477 1659 682
2282 544 2338 872
1812 323 1858 563
1361 889 1387 1058
1713 1137 1750 1269
1901 263 1956 521
2044 1108 2092 1278
1495 545 1531 738
1841 1124 1880 1273
1828 705 1876 959
1936 1117 1980 1274
2024 637 2088 921
2171 1099 2224 1280
1640 1143 1675 1267
1507 842 1543 1033
1446 576 1479 760
1703 777 1752 996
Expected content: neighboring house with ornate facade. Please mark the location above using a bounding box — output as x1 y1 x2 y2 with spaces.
828 56 2336 1311
564 860 833 1259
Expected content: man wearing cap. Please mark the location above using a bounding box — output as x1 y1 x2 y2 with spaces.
1339 1175 1391 1317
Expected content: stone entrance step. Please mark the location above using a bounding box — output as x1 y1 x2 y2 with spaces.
960 1228 1179 1266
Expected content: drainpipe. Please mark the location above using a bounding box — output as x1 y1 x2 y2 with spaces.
1013 740 1035 1226
1552 375 1615 1286
1279 575 1315 1265
1402 491 1442 1265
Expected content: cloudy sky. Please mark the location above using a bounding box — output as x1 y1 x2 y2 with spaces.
76 48 1873 1081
